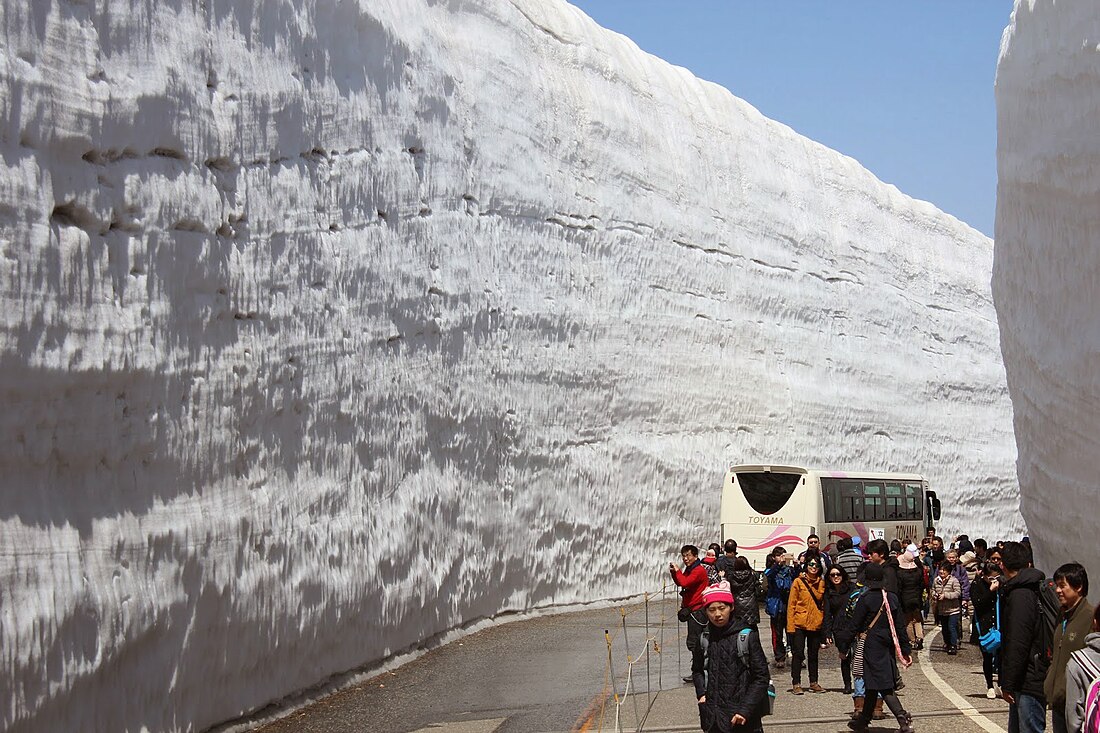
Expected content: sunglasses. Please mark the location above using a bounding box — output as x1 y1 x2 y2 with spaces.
828 572 842 577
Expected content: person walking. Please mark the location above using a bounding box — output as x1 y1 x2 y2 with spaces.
715 539 738 581
825 564 857 695
836 537 864 579
1045 563 1094 733
728 556 761 631
946 549 973 631
764 546 795 669
847 563 914 733
786 552 827 695
672 544 710 683
1065 604 1100 733
971 560 1003 699
863 539 900 595
704 546 721 585
931 561 963 655
798 534 832 571
999 540 1048 733
691 581 771 733
896 551 925 651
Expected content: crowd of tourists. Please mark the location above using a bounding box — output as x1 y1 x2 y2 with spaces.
670 532 1100 733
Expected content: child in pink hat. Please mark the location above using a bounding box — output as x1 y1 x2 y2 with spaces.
691 582 771 732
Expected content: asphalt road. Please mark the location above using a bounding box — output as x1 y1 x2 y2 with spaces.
242 599 1035 733
247 599 678 733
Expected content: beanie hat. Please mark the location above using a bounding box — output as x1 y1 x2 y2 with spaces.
906 543 919 556
863 562 886 589
701 581 734 607
852 535 862 546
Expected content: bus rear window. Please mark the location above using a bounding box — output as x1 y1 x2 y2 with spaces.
737 472 801 515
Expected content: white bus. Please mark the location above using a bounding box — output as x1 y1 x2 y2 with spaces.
720 464 941 569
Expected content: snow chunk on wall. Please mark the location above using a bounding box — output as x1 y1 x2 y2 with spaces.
995 0 1100 584
0 0 1018 730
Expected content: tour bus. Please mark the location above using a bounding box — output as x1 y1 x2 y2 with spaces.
720 464 941 569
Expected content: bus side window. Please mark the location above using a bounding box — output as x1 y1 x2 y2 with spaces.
840 479 864 521
904 483 923 519
863 482 884 521
885 482 904 519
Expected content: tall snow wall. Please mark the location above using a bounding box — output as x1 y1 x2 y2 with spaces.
1 0 1019 730
995 1 1100 584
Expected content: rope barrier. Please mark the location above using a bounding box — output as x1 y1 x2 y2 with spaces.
586 578 688 732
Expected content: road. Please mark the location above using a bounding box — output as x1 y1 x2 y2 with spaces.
240 597 1037 733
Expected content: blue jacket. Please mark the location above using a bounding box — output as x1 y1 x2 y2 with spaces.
764 563 794 616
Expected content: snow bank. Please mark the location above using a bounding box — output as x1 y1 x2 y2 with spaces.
0 0 1017 730
994 0 1100 583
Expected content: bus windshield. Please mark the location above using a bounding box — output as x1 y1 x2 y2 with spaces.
737 472 800 515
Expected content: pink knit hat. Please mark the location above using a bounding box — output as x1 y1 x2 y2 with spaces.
701 581 734 607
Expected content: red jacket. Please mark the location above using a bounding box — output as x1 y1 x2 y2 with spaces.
672 560 709 610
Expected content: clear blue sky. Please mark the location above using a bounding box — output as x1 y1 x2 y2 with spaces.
567 1 1015 238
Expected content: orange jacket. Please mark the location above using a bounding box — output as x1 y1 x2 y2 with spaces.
786 574 826 632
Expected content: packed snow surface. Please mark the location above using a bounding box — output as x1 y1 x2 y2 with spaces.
995 0 1100 589
1 0 1019 730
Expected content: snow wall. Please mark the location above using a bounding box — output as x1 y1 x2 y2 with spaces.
995 1 1100 585
0 0 1019 730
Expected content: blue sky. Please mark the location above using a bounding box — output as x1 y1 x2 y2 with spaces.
567 1 1015 238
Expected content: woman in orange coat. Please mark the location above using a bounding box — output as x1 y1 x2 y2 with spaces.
786 552 828 695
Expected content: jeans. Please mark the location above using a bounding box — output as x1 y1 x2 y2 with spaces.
790 628 823 685
939 613 960 648
854 676 866 699
771 610 788 660
1007 692 1046 733
981 651 999 689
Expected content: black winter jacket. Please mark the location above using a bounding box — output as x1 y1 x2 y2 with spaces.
970 576 999 638
714 555 737 582
999 567 1048 701
896 567 924 612
857 559 899 595
692 623 769 733
825 580 855 639
728 569 761 629
851 589 911 691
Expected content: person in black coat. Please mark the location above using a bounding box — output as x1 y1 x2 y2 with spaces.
896 551 925 651
847 564 913 733
997 541 1048 732
728 555 761 630
692 582 770 733
970 561 1003 698
824 564 857 694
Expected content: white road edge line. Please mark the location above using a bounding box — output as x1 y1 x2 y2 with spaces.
917 626 1007 733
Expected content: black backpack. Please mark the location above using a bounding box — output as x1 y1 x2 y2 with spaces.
1037 577 1060 666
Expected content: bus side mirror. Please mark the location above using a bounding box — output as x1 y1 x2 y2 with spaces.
931 498 941 521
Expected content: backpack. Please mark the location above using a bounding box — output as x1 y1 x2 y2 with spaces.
845 586 868 619
1037 577 1060 665
774 567 794 594
700 627 775 717
832 586 868 652
1069 648 1100 733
